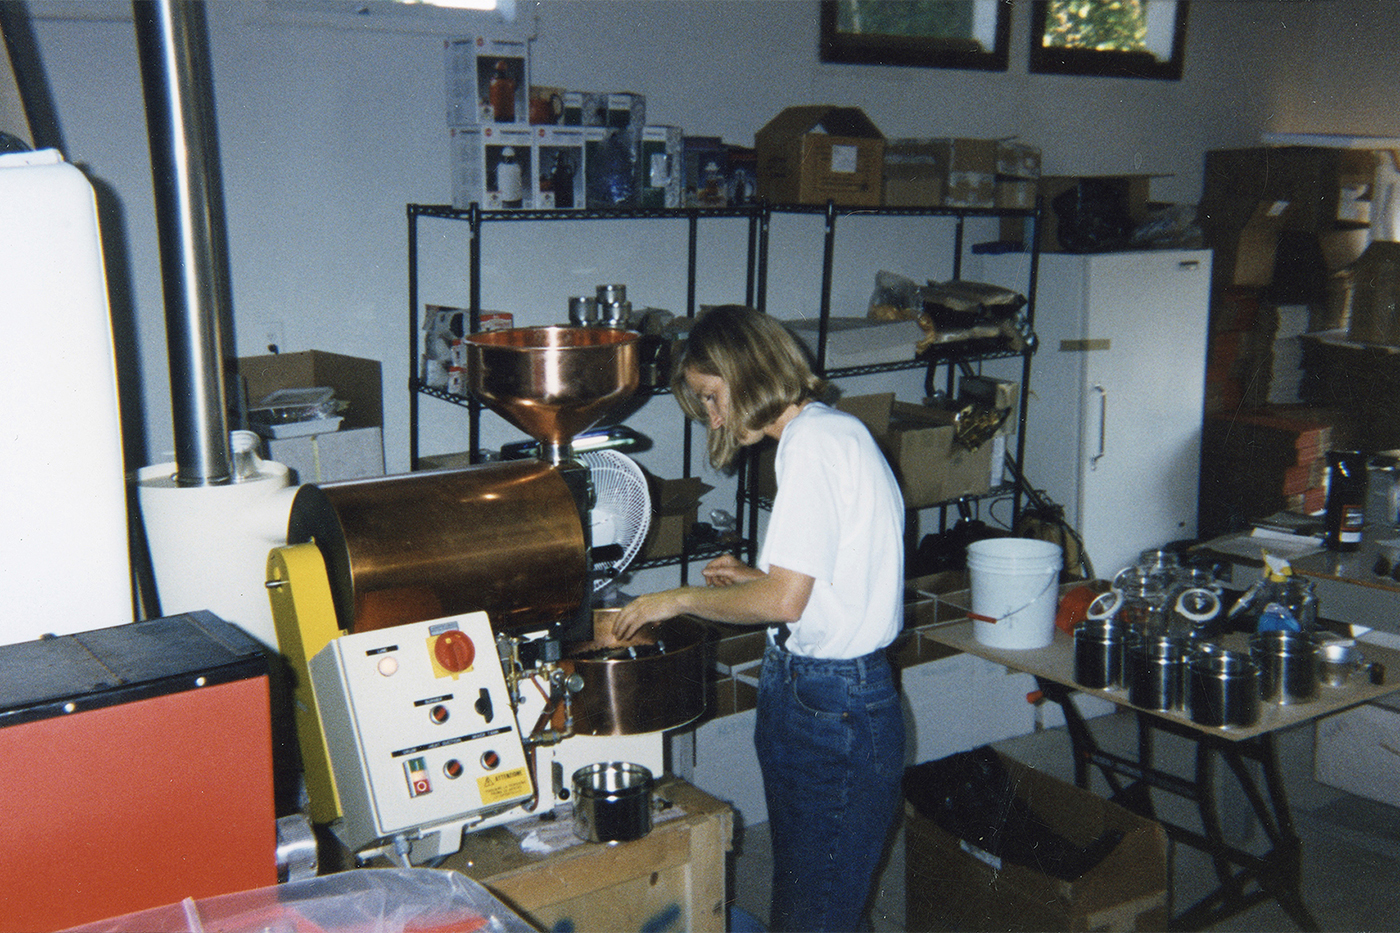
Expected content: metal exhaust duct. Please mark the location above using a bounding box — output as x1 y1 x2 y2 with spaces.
133 0 232 486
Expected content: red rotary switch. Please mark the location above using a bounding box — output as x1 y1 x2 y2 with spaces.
434 629 476 674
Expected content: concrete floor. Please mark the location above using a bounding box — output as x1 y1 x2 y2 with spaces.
730 708 1400 932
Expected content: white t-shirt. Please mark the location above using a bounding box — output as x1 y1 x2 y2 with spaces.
759 402 905 659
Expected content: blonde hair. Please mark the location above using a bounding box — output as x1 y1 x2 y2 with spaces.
671 305 827 470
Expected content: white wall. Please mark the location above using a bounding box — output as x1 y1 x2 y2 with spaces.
20 0 1400 479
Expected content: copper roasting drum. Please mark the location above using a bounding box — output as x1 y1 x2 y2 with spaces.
286 460 587 634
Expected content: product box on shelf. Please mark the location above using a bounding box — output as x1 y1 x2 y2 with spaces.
755 105 885 207
639 474 715 560
726 145 759 205
235 350 385 483
640 125 684 208
534 125 586 209
684 136 729 207
529 85 565 124
561 90 607 126
450 124 535 210
444 35 529 126
605 92 646 138
905 748 1168 932
584 125 640 209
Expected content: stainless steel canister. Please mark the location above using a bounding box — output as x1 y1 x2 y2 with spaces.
572 762 654 844
1189 647 1260 728
1074 618 1128 689
1250 630 1318 704
1127 633 1189 711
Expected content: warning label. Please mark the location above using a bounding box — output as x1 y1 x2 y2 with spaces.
478 766 532 804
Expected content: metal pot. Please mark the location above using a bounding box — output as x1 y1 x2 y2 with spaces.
572 762 653 843
1189 647 1260 728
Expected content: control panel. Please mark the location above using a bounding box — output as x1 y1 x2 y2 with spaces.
309 611 532 855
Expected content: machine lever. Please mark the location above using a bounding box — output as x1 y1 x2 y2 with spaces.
475 687 494 723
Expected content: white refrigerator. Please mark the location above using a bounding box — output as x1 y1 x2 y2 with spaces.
980 249 1213 580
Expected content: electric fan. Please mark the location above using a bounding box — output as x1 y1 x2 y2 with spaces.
581 449 652 590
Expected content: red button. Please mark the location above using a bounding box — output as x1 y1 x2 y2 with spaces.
434 630 476 673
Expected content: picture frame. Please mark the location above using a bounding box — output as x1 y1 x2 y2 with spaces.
1028 0 1188 80
819 0 1011 72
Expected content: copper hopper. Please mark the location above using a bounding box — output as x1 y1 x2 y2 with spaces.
466 326 641 464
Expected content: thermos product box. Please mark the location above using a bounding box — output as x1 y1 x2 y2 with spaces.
451 124 535 210
585 125 640 209
445 35 529 126
684 136 729 207
562 90 608 126
605 92 647 140
0 612 274 931
640 125 683 209
536 125 586 210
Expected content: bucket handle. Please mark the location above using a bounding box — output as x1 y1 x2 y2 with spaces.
968 569 1060 624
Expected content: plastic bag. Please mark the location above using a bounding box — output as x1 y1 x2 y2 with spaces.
62 868 538 933
866 269 922 321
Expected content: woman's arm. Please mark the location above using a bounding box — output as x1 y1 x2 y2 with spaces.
612 558 813 639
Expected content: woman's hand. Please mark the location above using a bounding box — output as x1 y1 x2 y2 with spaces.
702 553 762 587
612 590 678 641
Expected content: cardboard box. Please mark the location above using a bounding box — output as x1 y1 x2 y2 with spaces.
757 394 993 508
942 137 998 208
1314 695 1400 809
444 35 529 126
236 351 385 483
884 138 1040 208
849 393 993 508
450 124 535 210
1205 199 1293 288
883 139 948 207
755 105 885 206
237 351 382 431
905 749 1168 932
997 140 1042 179
640 474 714 559
534 125 585 209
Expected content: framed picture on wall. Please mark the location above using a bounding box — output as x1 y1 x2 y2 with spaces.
819 0 1011 71
1028 0 1188 80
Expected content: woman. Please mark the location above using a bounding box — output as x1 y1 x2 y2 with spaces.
614 305 906 932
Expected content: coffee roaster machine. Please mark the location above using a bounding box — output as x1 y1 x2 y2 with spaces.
268 326 707 865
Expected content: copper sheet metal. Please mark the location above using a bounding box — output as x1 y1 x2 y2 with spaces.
466 326 639 462
286 460 586 634
559 613 709 736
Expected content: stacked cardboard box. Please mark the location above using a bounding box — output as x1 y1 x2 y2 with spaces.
882 137 1041 210
1198 407 1336 537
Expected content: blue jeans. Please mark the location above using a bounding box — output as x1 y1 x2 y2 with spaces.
755 644 905 932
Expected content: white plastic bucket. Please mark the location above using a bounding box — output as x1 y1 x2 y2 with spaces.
968 538 1064 650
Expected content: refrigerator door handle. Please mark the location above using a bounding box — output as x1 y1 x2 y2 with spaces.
1090 383 1107 470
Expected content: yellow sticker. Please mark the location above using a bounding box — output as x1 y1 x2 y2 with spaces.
478 766 532 804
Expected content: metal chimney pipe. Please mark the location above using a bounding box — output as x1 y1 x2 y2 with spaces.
133 0 232 486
